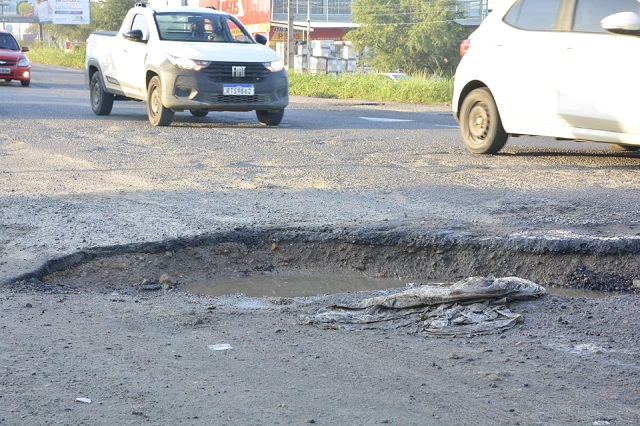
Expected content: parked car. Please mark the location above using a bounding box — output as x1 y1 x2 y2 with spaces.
0 30 31 87
452 0 640 154
382 72 410 81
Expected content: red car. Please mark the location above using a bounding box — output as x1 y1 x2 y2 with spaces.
0 30 31 87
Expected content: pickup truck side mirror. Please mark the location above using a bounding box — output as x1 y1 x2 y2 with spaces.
254 33 268 46
601 11 640 36
123 29 145 42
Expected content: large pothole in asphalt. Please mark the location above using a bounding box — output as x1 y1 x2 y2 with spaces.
15 227 640 296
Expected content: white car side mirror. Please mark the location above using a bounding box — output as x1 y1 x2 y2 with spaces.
601 11 640 36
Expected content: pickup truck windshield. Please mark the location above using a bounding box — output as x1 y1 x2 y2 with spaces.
154 12 254 43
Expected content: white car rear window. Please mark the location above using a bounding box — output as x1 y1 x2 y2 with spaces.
503 0 563 31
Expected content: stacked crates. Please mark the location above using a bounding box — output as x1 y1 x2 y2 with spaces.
293 40 358 75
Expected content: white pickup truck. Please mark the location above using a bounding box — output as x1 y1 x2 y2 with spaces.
84 3 288 126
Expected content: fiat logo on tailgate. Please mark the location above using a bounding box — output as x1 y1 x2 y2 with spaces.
231 66 245 78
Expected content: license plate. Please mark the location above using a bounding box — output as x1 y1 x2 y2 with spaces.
0 68 10 75
223 84 254 95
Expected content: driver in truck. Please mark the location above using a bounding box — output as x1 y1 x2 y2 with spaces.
190 20 207 39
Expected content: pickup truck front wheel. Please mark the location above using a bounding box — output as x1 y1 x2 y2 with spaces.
90 72 114 116
256 109 284 126
147 76 174 126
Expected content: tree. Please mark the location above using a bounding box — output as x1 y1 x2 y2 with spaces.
346 0 472 76
90 0 137 32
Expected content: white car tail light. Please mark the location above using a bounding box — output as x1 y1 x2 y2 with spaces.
460 39 470 57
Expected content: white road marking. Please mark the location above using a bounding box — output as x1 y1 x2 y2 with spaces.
359 117 414 123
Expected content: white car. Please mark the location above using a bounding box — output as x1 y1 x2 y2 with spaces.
452 0 640 154
381 72 410 81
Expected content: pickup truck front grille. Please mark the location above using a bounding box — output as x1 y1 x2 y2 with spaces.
202 62 270 83
202 93 274 104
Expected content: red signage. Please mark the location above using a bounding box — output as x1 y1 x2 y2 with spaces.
199 0 271 26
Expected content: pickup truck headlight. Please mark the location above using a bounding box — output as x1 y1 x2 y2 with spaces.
165 53 211 71
263 60 284 72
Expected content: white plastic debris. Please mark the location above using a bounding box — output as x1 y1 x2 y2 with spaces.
75 397 92 404
300 276 546 336
208 343 233 351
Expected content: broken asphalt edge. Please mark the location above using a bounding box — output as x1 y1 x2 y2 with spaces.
2 225 639 289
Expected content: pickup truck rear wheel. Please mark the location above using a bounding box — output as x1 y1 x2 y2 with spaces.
147 76 174 126
190 110 208 117
459 87 507 154
256 109 284 126
90 72 114 115
609 143 639 152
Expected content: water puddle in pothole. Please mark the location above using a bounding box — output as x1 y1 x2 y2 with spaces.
181 274 618 298
182 274 414 298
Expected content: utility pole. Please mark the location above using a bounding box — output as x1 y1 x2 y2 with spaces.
306 0 311 74
287 0 294 69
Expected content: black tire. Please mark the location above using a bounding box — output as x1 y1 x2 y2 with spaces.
190 110 208 117
147 76 174 126
459 87 508 154
90 72 114 115
609 143 639 152
256 109 284 126
20 79 30 87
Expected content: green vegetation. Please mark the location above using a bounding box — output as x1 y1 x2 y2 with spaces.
26 47 453 105
348 0 471 76
28 45 86 68
289 72 453 104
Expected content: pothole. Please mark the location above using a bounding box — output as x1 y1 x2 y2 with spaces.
10 228 640 296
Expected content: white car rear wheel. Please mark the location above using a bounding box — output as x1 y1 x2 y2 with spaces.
460 87 508 154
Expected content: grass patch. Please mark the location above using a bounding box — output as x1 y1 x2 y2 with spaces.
27 45 86 69
26 46 453 104
288 72 453 105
